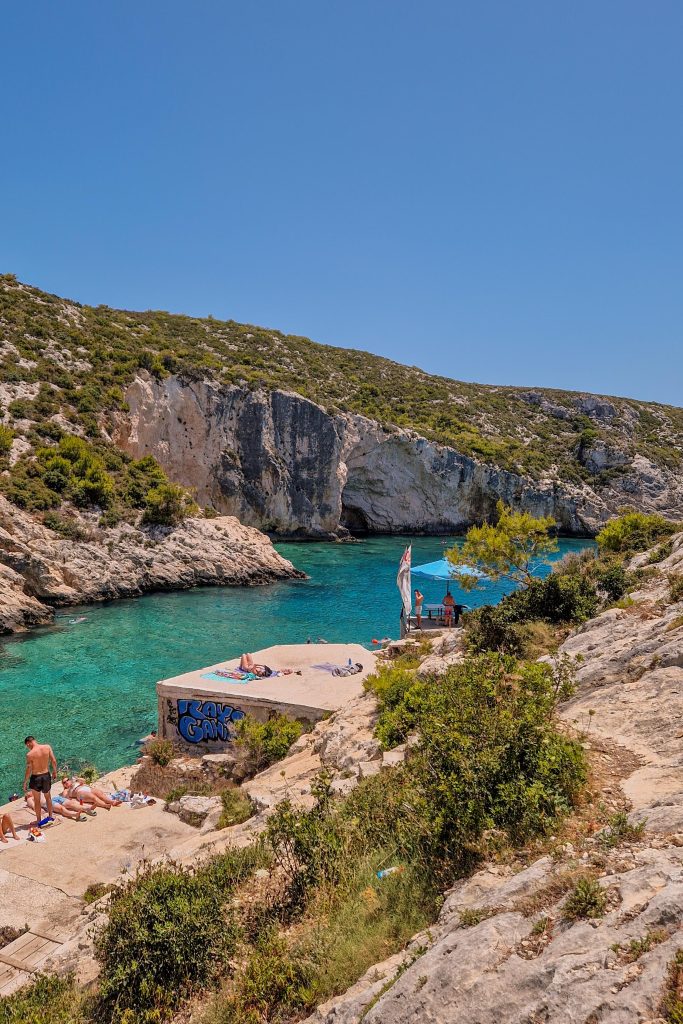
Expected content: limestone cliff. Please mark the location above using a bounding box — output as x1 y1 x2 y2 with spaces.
118 373 683 537
0 495 303 634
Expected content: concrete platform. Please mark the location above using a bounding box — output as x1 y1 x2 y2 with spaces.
157 643 375 752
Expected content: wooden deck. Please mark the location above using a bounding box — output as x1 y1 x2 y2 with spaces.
0 925 68 996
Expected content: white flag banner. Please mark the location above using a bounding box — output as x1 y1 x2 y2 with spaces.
397 544 412 621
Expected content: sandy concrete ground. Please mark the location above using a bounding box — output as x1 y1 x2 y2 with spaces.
157 642 375 711
0 765 196 927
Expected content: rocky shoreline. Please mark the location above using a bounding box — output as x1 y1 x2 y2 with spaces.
0 495 304 635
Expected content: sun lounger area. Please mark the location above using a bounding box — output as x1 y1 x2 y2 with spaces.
157 643 375 752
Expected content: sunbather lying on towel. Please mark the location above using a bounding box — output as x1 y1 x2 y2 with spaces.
239 653 301 678
61 777 121 810
1 812 19 842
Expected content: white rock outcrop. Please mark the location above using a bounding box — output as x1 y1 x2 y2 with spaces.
0 495 303 633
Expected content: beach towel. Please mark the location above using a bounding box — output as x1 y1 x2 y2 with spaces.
215 668 257 680
201 671 254 685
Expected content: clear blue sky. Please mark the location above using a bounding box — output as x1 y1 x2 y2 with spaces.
2 2 682 404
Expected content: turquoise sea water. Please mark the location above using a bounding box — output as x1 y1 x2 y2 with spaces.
0 536 591 797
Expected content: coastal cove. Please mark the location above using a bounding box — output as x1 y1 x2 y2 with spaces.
0 536 591 797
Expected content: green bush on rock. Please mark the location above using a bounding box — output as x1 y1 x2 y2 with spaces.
0 431 197 527
142 481 198 526
234 714 305 776
597 511 681 554
0 423 14 456
0 974 86 1024
365 653 586 870
95 862 237 1023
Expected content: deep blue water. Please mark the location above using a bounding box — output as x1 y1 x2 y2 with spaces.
0 536 591 797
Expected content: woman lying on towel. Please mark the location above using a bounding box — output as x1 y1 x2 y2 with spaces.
238 653 301 678
211 655 302 682
61 777 121 810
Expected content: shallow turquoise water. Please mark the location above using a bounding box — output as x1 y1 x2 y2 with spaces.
0 536 591 797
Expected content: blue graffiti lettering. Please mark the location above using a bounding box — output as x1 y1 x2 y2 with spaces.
176 699 245 744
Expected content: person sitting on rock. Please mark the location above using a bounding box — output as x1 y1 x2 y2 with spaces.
1 812 19 842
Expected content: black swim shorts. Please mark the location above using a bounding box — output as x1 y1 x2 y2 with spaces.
28 772 52 794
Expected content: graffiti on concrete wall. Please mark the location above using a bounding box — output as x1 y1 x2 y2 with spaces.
174 698 245 744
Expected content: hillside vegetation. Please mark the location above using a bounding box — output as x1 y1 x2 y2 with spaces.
1 275 682 509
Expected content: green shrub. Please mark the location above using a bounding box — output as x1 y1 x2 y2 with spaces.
95 862 237 1022
42 511 86 540
204 930 313 1024
562 877 606 920
142 481 197 526
217 788 254 829
661 949 683 1023
0 423 14 455
79 763 99 784
464 603 531 657
124 455 168 507
0 974 86 1024
350 655 585 879
234 714 305 775
363 664 426 748
597 512 681 554
463 569 600 657
594 561 630 601
147 737 175 767
598 811 645 848
83 882 113 904
670 575 683 604
406 656 586 866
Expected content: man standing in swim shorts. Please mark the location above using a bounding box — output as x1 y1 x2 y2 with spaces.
23 736 58 826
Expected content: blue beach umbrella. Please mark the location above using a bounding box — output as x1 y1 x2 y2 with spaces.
412 558 486 581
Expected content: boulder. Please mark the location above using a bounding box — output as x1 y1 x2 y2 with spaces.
169 795 222 828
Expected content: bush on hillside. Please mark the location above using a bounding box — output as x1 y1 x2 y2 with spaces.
142 481 197 526
669 574 683 605
234 714 306 776
0 429 196 525
217 787 254 829
95 862 237 1022
464 570 600 656
597 511 681 554
362 653 586 872
146 737 175 766
42 510 87 540
0 973 86 1024
0 423 14 455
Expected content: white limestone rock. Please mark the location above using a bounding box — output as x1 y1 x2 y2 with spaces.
0 495 303 633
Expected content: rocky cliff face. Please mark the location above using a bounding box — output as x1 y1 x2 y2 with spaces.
118 373 683 537
0 495 303 634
